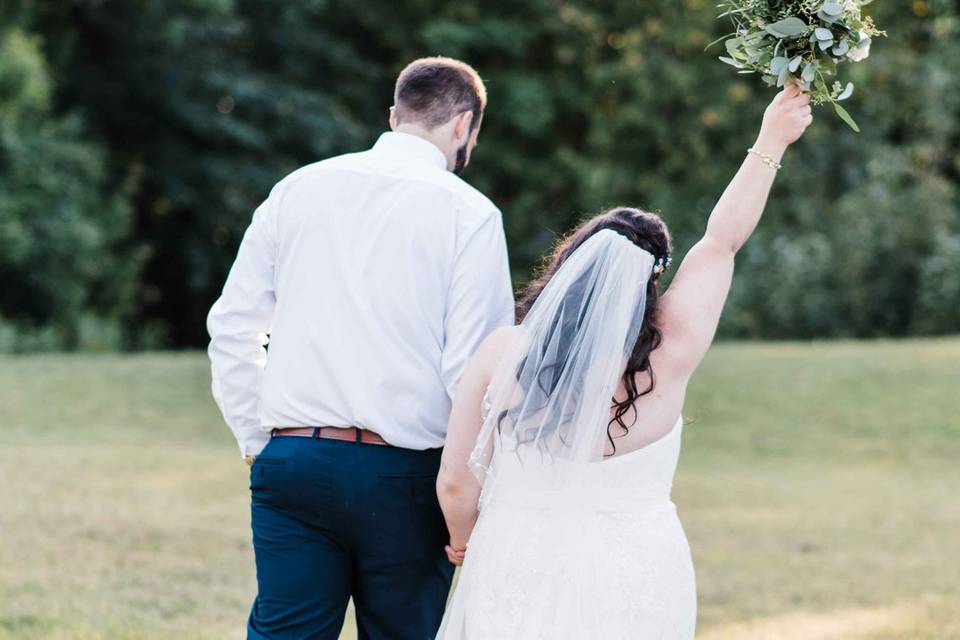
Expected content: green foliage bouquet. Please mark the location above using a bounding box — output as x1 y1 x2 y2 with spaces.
714 0 885 131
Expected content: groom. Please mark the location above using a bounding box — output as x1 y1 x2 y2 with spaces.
207 57 514 639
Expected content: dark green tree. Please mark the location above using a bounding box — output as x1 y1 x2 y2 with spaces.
0 20 138 351
19 0 960 345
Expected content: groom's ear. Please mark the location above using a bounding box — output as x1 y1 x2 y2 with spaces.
388 106 398 130
452 110 474 143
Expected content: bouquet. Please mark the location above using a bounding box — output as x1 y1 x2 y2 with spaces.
713 0 885 131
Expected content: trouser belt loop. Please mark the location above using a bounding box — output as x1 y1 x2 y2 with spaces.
312 427 321 439
355 428 362 445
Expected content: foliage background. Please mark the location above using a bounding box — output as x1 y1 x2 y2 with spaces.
1 0 957 350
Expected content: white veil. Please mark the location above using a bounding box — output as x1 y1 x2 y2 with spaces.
469 228 655 498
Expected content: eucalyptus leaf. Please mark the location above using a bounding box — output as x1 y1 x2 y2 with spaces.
819 39 834 51
725 37 742 56
718 56 744 68
817 9 840 24
765 17 807 38
802 62 817 83
832 39 849 56
833 101 860 132
789 56 803 72
821 1 843 16
814 27 834 41
770 56 789 74
837 81 854 100
777 66 790 87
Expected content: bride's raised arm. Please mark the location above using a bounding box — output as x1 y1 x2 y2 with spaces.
658 83 813 376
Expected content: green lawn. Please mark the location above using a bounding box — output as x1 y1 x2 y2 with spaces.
1 340 958 639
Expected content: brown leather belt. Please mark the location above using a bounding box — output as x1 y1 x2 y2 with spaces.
271 426 390 447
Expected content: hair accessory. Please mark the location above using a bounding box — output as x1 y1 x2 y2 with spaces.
747 147 782 171
653 255 672 275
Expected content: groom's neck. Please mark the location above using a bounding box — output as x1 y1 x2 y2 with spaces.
392 123 454 171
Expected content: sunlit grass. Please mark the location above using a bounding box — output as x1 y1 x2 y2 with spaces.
1 339 958 639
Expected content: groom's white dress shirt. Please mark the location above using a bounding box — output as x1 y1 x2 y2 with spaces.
208 132 515 456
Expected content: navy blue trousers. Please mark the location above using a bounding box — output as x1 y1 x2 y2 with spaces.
247 434 454 640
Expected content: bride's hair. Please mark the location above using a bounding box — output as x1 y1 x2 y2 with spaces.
516 207 672 453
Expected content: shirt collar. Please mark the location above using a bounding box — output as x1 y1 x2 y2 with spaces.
372 132 448 171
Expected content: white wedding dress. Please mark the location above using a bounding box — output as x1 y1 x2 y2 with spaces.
436 416 696 639
436 230 697 639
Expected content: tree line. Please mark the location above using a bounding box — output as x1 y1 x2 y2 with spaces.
0 0 957 351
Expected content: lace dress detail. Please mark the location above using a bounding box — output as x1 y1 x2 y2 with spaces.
437 392 697 640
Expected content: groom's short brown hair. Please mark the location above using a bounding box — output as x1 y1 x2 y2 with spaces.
394 57 486 131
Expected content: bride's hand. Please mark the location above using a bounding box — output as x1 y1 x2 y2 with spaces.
755 83 813 156
445 544 466 566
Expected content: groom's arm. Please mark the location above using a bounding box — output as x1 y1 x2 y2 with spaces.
207 189 280 458
435 210 512 560
439 210 514 402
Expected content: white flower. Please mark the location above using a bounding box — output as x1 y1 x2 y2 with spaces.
848 31 871 61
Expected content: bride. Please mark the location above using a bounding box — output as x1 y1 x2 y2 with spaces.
434 84 813 639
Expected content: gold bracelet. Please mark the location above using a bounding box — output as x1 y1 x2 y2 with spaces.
747 147 782 171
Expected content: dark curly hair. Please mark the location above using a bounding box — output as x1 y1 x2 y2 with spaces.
515 206 673 455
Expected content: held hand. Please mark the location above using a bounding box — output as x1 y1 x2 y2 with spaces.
445 544 466 566
756 83 813 157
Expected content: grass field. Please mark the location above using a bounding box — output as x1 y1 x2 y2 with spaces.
1 339 958 639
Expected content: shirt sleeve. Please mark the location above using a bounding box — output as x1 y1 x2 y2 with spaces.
206 189 280 457
440 211 515 402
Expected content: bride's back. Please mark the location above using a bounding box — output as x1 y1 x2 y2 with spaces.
603 346 689 458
